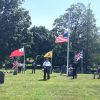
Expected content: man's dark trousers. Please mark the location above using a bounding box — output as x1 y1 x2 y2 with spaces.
72 68 77 79
44 67 50 80
32 68 35 74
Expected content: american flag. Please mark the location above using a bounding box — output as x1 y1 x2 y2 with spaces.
12 61 18 69
74 51 83 61
55 32 69 43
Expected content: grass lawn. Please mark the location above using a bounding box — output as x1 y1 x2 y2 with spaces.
0 70 100 100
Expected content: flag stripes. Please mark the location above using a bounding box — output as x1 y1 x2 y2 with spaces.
74 51 83 61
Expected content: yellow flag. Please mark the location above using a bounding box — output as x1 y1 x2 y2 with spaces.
44 51 53 58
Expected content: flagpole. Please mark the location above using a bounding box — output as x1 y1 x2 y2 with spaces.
51 49 53 73
66 32 69 75
20 46 26 74
66 11 71 76
23 46 25 64
81 50 83 73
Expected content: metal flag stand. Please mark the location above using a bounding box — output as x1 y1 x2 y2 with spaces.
66 11 71 76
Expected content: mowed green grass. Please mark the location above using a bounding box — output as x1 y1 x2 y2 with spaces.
0 70 100 100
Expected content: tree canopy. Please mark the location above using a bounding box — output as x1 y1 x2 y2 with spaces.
0 1 100 73
0 0 31 64
52 3 100 72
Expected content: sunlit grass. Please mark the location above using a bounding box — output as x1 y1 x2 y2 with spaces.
0 70 100 100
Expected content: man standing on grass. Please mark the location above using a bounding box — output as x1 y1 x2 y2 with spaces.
97 67 100 79
32 61 36 74
72 61 78 79
43 58 51 80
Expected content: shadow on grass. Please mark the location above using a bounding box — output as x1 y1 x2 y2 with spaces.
70 78 77 80
60 74 67 76
51 75 57 77
38 79 48 81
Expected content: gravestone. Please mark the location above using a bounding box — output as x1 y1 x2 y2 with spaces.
0 71 5 84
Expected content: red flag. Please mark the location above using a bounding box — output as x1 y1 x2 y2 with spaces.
55 32 69 43
10 47 24 57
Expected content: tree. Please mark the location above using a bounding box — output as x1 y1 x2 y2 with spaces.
30 26 52 59
0 0 31 64
52 3 100 72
